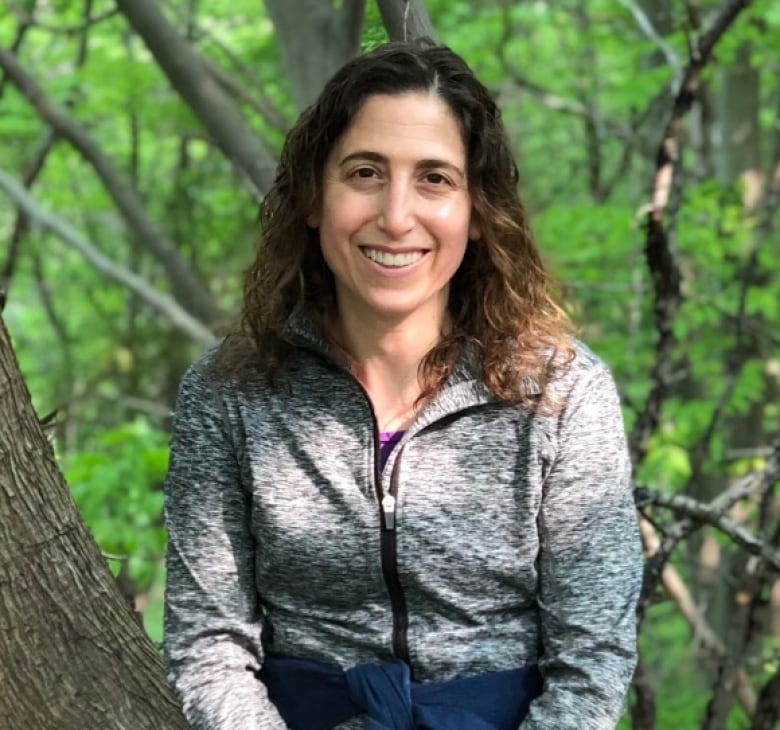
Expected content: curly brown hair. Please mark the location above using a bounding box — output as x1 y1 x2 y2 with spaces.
218 40 574 406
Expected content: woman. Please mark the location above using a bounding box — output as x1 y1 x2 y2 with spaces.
163 40 643 730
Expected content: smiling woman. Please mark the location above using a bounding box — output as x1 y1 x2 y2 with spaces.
162 40 643 730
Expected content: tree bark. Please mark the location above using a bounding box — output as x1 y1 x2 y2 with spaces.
750 665 780 729
115 0 278 197
264 0 366 111
0 316 188 729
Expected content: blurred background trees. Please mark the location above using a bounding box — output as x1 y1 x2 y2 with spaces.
0 0 778 727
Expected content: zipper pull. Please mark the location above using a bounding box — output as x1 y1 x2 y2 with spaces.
382 493 396 530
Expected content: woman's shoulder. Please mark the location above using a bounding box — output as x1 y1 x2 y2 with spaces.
545 337 620 405
563 337 611 376
178 341 269 402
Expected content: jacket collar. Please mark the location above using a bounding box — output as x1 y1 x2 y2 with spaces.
281 307 541 425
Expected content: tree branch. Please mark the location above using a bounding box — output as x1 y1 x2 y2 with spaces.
0 129 56 311
0 170 216 347
264 0 365 111
630 0 755 464
638 520 758 714
114 0 277 198
200 54 289 134
189 23 289 134
31 245 72 349
2 0 92 311
636 487 780 572
0 45 220 325
630 13 759 717
0 1 34 100
639 438 779 628
495 4 634 145
617 0 683 88
376 0 436 42
6 4 118 34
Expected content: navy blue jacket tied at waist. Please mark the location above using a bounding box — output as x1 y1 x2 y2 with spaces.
258 655 543 730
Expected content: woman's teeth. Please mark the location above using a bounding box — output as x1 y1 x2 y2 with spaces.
362 248 425 267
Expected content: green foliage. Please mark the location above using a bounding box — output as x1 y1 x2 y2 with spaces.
63 419 169 593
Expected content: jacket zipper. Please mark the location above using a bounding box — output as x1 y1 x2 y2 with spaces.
380 453 411 666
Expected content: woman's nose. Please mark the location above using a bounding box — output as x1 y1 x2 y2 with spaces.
377 182 415 238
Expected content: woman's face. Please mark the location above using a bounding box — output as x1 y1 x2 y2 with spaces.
311 92 479 327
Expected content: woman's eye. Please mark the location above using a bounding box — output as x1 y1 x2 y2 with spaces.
424 172 449 186
354 167 377 179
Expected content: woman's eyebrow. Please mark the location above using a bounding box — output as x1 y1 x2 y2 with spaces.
339 150 464 179
338 150 387 167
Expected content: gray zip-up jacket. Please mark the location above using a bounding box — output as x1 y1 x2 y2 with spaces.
163 318 643 730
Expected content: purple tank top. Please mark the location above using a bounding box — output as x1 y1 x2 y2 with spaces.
379 431 404 469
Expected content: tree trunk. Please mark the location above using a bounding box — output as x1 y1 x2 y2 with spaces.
376 0 436 42
264 0 366 111
0 316 188 730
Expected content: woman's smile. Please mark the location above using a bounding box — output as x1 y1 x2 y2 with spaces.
359 246 429 270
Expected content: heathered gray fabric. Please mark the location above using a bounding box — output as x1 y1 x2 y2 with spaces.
163 318 643 730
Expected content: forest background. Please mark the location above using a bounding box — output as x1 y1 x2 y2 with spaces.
0 0 778 728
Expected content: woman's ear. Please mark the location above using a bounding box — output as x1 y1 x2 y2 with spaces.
307 212 320 228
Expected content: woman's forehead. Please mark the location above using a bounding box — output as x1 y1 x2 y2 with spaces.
327 92 466 165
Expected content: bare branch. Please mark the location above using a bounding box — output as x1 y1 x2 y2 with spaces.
617 0 683 87
200 55 289 134
641 440 779 591
0 129 56 310
188 23 289 134
636 487 780 572
108 395 172 420
0 45 219 325
6 4 118 34
2 0 93 311
114 0 277 196
704 442 779 513
30 246 72 349
639 521 758 714
0 170 216 347
495 4 634 145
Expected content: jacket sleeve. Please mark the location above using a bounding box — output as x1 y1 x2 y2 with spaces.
520 363 642 730
163 363 288 730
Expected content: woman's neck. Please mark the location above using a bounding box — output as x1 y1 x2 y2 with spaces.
330 307 447 431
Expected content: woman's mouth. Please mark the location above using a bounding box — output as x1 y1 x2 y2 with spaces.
360 247 427 268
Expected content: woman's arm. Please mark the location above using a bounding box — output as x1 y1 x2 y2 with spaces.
521 363 643 730
163 361 288 730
